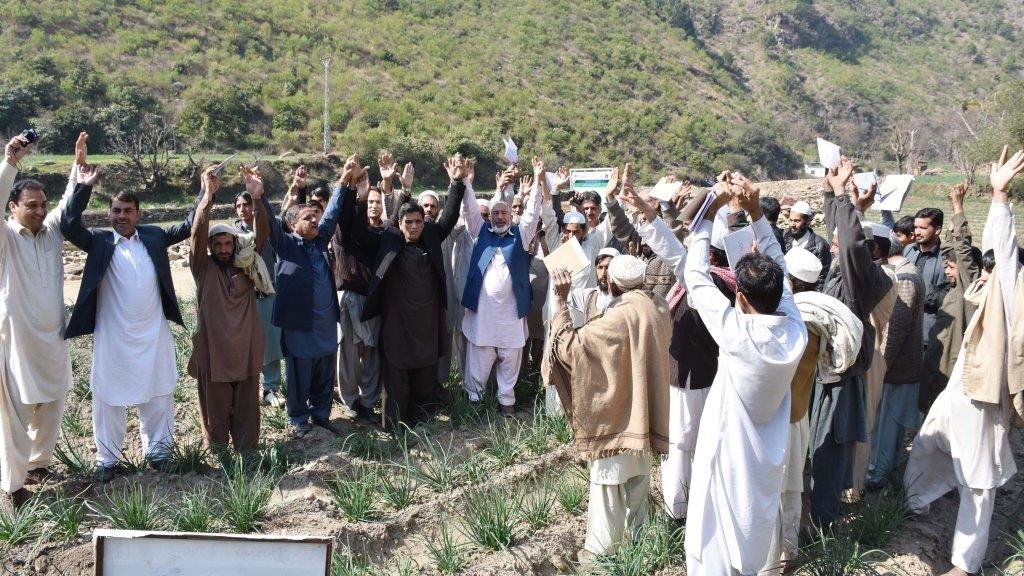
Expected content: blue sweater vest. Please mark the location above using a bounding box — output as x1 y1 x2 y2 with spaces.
461 225 533 319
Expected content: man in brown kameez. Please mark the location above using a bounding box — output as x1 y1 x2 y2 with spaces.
186 165 269 453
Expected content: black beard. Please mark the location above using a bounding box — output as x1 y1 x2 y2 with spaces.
213 255 235 269
790 228 807 239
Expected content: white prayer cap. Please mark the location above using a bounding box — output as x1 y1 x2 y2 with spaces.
785 247 822 284
476 198 490 208
418 190 439 204
607 255 647 290
563 210 586 225
208 223 238 238
596 247 620 264
791 201 813 217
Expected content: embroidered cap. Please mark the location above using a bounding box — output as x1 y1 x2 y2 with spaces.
607 255 647 289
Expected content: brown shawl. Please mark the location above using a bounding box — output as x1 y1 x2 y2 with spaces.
543 290 672 460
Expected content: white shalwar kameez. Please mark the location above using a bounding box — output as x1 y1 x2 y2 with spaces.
91 231 177 466
0 161 73 493
461 180 541 407
904 201 1019 574
684 216 806 576
636 216 708 520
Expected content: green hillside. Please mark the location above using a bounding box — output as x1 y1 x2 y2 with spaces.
1 0 1022 186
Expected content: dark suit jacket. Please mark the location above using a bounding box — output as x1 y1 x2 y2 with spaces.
261 186 344 332
341 181 465 322
61 184 200 339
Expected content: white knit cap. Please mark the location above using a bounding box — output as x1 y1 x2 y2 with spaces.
596 247 620 264
784 246 822 284
208 223 238 238
563 210 586 225
791 201 813 217
476 198 490 208
418 190 440 205
607 255 647 289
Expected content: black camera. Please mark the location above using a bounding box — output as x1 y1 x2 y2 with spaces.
19 128 38 144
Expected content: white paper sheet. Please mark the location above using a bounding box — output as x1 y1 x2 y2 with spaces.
722 225 756 270
871 174 915 212
648 178 684 202
502 136 518 164
543 236 589 276
853 171 877 192
816 138 841 169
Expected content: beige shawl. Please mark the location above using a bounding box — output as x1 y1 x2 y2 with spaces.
234 232 276 295
543 290 672 460
962 268 1024 425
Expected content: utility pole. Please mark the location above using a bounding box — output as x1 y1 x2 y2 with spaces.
322 57 331 155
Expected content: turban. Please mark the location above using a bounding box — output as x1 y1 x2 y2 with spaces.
791 201 813 217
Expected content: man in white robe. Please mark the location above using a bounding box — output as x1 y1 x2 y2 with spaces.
62 162 205 482
0 133 85 507
567 247 619 328
904 148 1024 576
460 159 543 414
683 175 807 575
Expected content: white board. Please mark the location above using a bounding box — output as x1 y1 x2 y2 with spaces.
94 529 332 576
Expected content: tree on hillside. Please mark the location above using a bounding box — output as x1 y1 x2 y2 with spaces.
889 124 916 173
108 114 175 194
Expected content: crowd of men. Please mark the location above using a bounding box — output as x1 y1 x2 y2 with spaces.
0 127 1022 576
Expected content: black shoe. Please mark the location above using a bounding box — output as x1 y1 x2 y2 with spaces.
93 465 116 484
25 467 58 485
500 404 516 417
313 418 343 436
149 458 174 473
355 404 379 427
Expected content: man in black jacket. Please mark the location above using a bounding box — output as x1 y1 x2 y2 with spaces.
808 157 893 526
783 200 831 289
61 165 204 482
342 154 467 429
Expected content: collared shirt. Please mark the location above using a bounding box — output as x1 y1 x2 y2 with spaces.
904 241 949 338
0 161 72 404
92 230 177 405
283 239 338 358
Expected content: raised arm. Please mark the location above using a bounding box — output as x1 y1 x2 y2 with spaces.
164 188 203 247
317 183 345 238
947 183 980 287
436 154 469 240
189 168 218 275
461 177 485 238
986 147 1024 316
239 164 268 251
623 178 688 282
685 203 736 345
517 163 545 248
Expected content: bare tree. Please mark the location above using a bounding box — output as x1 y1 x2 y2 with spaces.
108 115 175 194
889 124 917 173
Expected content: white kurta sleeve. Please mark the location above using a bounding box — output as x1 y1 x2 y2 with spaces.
461 178 485 239
685 218 738 344
637 216 687 282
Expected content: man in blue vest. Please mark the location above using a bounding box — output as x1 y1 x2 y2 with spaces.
461 156 545 416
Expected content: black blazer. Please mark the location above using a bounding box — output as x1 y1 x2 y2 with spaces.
60 184 200 339
341 181 465 322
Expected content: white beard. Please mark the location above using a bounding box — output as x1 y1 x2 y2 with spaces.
490 223 511 235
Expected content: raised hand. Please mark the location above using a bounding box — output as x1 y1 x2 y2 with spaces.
531 156 545 177
75 132 89 167
619 163 634 198
673 182 693 211
444 154 466 182
854 181 876 213
378 150 397 180
620 177 657 224
729 172 762 219
464 157 476 184
552 267 573 300
949 181 968 214
76 163 100 186
989 145 1024 197
355 168 371 202
399 162 415 190
827 156 854 192
340 154 362 186
201 164 222 198
602 166 620 201
292 164 309 188
239 164 261 199
553 165 570 191
4 134 33 165
519 175 534 197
